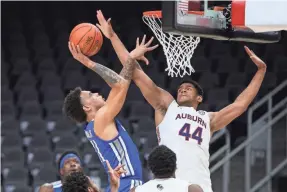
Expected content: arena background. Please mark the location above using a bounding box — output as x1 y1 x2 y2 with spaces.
1 1 287 192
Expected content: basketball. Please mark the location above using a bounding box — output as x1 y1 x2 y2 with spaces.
69 23 103 57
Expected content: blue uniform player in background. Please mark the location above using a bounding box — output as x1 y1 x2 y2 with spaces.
39 151 99 192
62 10 158 192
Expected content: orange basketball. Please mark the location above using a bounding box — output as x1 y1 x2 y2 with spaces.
69 23 103 57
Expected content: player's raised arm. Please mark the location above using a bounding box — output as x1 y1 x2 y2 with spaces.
96 10 174 117
68 42 135 128
209 46 267 133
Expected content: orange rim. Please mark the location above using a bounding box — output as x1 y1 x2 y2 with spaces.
143 10 204 18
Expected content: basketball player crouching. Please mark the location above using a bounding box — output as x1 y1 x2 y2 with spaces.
95 11 267 192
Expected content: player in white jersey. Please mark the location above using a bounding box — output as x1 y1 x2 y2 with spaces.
133 145 203 192
109 145 202 192
96 12 267 192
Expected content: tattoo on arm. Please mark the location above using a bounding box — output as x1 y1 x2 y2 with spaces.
88 61 122 85
119 56 136 80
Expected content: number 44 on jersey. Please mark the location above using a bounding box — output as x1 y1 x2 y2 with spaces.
178 123 203 145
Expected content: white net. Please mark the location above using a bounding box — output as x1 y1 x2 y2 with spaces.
143 13 200 78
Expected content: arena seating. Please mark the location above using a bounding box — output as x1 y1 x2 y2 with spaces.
1 1 287 192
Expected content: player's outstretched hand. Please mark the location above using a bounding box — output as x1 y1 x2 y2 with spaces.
96 10 115 39
68 42 92 68
130 35 159 65
106 160 126 190
244 46 267 70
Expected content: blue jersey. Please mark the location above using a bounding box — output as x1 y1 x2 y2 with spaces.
84 119 143 191
51 180 62 192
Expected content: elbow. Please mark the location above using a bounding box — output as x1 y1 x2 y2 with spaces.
234 102 248 114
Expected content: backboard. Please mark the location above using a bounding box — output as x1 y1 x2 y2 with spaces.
161 0 282 43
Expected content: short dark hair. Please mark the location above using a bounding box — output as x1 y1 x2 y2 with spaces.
178 80 204 97
147 145 176 178
62 171 90 192
63 87 86 123
57 150 81 171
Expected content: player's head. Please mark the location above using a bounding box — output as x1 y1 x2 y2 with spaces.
63 87 106 123
58 151 83 178
177 80 203 107
147 145 177 178
62 171 97 192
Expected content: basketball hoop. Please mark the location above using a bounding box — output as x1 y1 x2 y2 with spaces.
143 10 201 78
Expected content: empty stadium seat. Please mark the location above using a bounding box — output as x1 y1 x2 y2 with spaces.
243 58 260 73
81 145 102 169
20 101 42 120
198 72 220 89
207 88 230 106
53 134 80 151
21 118 47 136
40 71 61 87
36 58 57 76
28 148 54 168
42 86 64 102
44 100 64 120
274 56 287 72
87 71 106 91
225 73 247 88
11 58 32 76
51 119 78 136
2 148 25 168
29 19 46 34
28 133 51 150
2 88 14 103
17 87 39 105
3 166 29 186
53 19 70 34
1 119 20 136
131 116 155 134
129 101 153 120
34 46 54 63
1 101 16 121
32 166 58 188
62 58 84 74
62 71 88 91
191 56 212 72
8 31 26 45
126 84 145 102
14 72 37 93
216 57 240 73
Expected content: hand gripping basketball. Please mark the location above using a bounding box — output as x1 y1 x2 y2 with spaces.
130 35 159 65
68 42 93 69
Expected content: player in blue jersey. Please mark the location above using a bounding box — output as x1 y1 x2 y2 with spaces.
62 160 125 192
38 151 98 192
62 13 157 191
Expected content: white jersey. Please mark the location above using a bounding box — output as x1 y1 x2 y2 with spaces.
156 100 212 192
135 178 189 192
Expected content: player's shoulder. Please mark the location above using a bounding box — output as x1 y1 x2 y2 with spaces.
39 183 54 192
134 180 154 191
50 180 62 187
168 178 189 185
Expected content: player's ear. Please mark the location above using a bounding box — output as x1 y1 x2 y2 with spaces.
197 95 203 103
83 105 91 112
87 187 94 192
59 169 64 176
